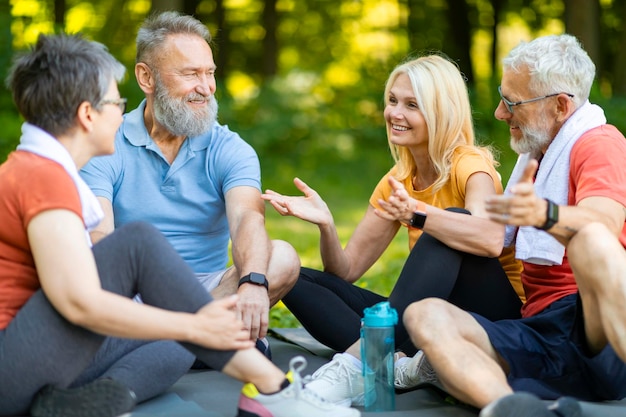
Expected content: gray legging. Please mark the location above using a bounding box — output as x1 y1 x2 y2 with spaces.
0 222 236 416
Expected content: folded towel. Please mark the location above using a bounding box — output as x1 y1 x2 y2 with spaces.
17 123 104 246
504 101 606 265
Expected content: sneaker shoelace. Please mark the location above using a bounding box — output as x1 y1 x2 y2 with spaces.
395 351 439 386
394 352 420 385
418 359 438 384
289 356 334 407
306 355 359 396
394 362 414 386
289 356 306 399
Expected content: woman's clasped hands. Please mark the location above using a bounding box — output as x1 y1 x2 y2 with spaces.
375 176 423 225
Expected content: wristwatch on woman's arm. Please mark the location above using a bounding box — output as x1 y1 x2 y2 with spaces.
409 201 427 229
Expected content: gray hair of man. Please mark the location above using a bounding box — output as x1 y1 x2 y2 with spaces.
136 11 211 68
502 34 595 109
6 33 126 137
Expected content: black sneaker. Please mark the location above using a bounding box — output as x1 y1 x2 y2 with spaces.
479 393 582 417
30 378 137 417
256 337 272 360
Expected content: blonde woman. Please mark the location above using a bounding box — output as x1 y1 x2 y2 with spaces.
262 54 524 406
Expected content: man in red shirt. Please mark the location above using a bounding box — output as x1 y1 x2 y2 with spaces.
401 34 626 417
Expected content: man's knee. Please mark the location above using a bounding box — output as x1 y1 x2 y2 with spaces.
572 223 626 295
269 240 300 285
404 298 456 346
570 222 622 283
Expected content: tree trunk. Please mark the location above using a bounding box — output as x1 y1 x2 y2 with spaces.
183 0 201 16
261 0 278 78
444 0 474 82
491 0 504 80
406 0 421 53
98 0 127 51
214 0 229 81
0 0 12 82
53 0 65 30
405 0 473 82
610 1 626 96
151 0 183 13
564 0 601 74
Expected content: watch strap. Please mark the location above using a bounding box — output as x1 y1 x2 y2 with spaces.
238 272 269 291
536 198 559 231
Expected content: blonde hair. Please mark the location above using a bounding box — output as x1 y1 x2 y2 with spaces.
384 54 496 191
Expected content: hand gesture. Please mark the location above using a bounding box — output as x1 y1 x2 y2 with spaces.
262 177 333 226
485 159 545 227
375 176 420 223
191 295 255 350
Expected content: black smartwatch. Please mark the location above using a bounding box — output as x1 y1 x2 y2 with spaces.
409 201 427 229
238 272 269 291
535 198 559 231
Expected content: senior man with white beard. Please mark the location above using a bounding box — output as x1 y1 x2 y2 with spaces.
81 11 299 361
399 34 626 417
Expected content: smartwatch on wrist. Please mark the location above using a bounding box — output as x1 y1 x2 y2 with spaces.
238 272 269 291
535 198 559 231
409 201 427 229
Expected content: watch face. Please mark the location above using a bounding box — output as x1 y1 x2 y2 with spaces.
249 272 266 285
238 273 268 290
410 211 427 229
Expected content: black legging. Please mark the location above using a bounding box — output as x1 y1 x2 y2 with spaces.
282 208 522 355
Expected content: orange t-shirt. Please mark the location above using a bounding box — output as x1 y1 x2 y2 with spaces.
0 151 82 329
370 146 524 301
521 125 626 317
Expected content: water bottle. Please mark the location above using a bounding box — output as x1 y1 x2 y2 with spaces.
360 301 398 412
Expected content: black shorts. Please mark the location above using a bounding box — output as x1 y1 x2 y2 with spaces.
471 294 626 401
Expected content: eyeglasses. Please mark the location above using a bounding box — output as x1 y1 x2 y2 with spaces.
100 98 127 113
497 86 573 114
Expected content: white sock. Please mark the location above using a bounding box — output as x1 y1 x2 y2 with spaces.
339 352 363 370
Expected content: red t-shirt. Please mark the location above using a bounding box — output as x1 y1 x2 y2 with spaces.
521 125 626 317
0 151 82 329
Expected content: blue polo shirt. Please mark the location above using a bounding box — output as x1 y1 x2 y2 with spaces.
80 100 261 273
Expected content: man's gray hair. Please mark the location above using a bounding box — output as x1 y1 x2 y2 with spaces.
6 33 126 137
136 11 211 66
503 34 595 108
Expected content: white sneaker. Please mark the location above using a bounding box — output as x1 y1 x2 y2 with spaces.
394 350 440 389
237 356 360 417
304 353 365 407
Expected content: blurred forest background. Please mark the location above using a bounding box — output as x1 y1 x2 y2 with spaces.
1 0 625 327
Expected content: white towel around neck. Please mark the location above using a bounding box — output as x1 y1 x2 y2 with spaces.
16 123 104 246
503 101 606 265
